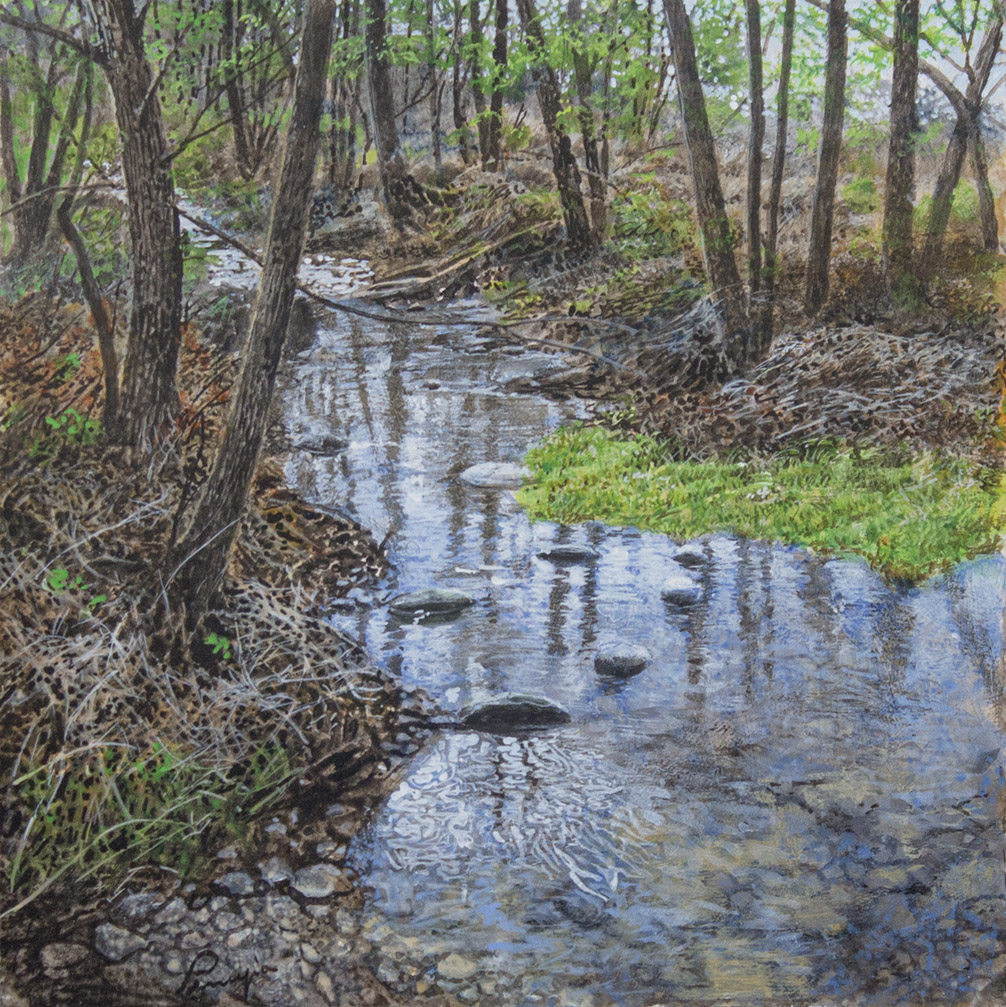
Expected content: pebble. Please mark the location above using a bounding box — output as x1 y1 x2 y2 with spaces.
291 865 353 899
260 857 295 885
40 943 88 970
217 871 256 896
459 461 527 488
94 923 148 962
437 953 479 980
673 545 708 569
537 544 600 564
462 694 571 732
388 588 474 618
594 643 650 677
661 573 702 606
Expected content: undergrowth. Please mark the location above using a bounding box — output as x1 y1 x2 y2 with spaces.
518 425 1006 582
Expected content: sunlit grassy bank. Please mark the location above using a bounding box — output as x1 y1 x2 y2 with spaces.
518 425 1006 582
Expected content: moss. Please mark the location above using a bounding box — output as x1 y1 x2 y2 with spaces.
518 425 1006 582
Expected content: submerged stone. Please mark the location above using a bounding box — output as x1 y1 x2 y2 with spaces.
595 643 650 678
661 574 702 607
461 694 571 732
459 462 527 488
291 434 348 455
673 545 707 570
538 544 600 564
388 588 474 618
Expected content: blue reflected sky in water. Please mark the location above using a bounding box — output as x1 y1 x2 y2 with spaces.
282 310 1006 1004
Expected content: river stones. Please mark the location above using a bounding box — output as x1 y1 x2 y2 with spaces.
290 433 347 455
595 643 650 678
94 924 148 962
538 544 600 564
215 871 256 896
290 864 353 899
661 573 702 607
388 588 474 619
673 545 708 570
459 462 527 488
461 694 571 732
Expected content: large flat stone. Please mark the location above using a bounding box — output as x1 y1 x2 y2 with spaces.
388 588 474 618
459 462 527 488
462 694 571 732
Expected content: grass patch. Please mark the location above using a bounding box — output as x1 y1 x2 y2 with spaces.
5 741 294 918
518 426 1006 582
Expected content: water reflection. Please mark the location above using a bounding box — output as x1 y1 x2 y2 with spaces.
281 308 1006 1005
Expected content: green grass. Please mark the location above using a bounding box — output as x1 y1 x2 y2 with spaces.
4 741 294 918
518 426 1006 582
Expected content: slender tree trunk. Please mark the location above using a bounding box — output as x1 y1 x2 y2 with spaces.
222 0 254 178
918 17 1002 287
485 0 507 170
169 0 337 630
759 0 794 349
365 0 407 201
567 0 606 238
91 0 182 451
452 0 477 164
804 0 847 315
516 0 592 248
882 0 919 305
745 0 764 313
663 0 746 350
469 0 489 161
426 0 443 180
57 199 119 429
969 122 998 250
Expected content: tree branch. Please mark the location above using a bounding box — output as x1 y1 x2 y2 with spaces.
0 12 95 60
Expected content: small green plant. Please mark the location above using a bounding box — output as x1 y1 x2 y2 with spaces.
44 567 108 617
841 177 879 215
42 408 101 445
204 631 233 660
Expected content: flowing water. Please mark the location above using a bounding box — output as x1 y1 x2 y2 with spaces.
199 237 1006 1004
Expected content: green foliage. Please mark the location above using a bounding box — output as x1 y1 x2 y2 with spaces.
204 632 233 661
44 567 107 615
518 425 1006 582
914 180 980 228
42 408 100 445
611 173 694 260
841 177 879 215
7 741 293 910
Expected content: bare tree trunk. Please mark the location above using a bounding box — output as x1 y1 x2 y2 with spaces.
918 18 1002 287
485 0 507 170
567 0 606 239
882 0 919 305
745 0 764 314
663 0 746 351
759 0 794 349
169 0 337 630
89 0 183 451
452 0 477 164
426 0 443 180
469 0 489 161
57 199 119 429
804 0 847 315
516 0 592 248
222 0 254 178
969 122 998 250
365 0 407 202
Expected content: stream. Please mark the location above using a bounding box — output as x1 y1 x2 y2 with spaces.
203 239 1006 1004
